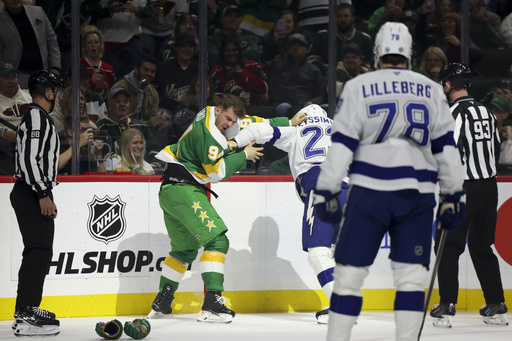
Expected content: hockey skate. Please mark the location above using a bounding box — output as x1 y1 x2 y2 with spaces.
147 284 174 319
197 291 235 323
316 308 329 324
430 303 455 328
13 306 60 337
480 302 509 326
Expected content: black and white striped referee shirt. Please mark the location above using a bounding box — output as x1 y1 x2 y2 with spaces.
451 96 499 180
14 104 60 198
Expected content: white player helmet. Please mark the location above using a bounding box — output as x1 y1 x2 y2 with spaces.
298 104 327 117
373 22 412 69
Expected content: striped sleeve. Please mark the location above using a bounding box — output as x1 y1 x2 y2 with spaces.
452 100 498 180
16 107 60 198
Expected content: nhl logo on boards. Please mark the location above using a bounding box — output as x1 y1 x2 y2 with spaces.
87 195 127 244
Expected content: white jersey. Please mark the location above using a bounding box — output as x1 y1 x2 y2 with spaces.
316 68 464 195
233 106 332 180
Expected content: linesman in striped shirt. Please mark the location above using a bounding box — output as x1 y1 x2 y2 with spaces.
10 70 63 337
431 63 508 327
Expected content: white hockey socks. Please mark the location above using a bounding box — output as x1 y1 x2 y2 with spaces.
392 261 428 341
327 264 369 341
308 246 335 300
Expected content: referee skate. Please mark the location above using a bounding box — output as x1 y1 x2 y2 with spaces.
480 303 509 326
12 306 60 337
430 303 455 328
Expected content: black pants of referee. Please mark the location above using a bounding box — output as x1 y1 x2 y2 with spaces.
435 177 505 305
10 180 55 311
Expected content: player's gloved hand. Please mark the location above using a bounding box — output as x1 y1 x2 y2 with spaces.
437 190 466 231
124 318 151 340
95 319 123 340
313 189 343 224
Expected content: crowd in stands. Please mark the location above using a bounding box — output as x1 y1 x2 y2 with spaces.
1 0 512 176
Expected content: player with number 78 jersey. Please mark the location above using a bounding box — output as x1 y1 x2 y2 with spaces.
319 66 462 194
314 22 465 341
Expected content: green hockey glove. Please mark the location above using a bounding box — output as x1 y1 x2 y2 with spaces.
124 318 151 340
95 319 123 340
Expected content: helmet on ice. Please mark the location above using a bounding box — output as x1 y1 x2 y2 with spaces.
373 22 412 69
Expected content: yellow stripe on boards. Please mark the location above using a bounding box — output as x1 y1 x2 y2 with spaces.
1 289 510 320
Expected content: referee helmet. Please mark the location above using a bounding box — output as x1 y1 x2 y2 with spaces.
438 63 472 89
28 70 63 98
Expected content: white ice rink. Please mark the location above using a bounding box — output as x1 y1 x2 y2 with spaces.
1 312 511 341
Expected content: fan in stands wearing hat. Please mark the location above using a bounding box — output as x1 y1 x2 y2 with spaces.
0 61 32 144
399 9 424 70
0 61 32 175
222 4 242 17
288 33 309 48
174 32 196 47
96 87 163 167
399 9 419 36
263 32 326 117
154 32 199 143
207 4 259 69
333 43 369 98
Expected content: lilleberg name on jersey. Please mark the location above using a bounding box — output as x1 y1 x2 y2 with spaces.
362 80 432 99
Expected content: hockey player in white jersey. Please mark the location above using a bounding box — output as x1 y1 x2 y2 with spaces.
229 104 349 324
313 22 466 340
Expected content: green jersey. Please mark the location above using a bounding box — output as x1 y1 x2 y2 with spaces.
156 106 247 184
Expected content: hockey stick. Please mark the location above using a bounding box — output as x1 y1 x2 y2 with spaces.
417 225 448 341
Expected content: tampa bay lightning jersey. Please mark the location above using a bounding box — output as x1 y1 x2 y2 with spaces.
316 67 464 195
233 105 333 180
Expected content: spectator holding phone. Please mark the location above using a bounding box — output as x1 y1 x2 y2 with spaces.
368 0 406 39
258 10 299 63
58 116 107 175
79 25 117 101
50 87 88 133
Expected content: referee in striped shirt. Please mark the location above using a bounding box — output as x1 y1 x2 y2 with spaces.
430 63 507 325
10 70 63 329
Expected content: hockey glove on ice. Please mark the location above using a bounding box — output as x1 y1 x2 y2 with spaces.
313 189 343 224
124 318 151 340
437 190 466 231
95 319 123 340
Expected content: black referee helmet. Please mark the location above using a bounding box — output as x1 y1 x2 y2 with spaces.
438 63 472 89
28 70 63 98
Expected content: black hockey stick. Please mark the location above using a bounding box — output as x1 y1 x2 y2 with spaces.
417 226 448 341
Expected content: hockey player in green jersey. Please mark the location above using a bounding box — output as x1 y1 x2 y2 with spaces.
148 95 263 323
